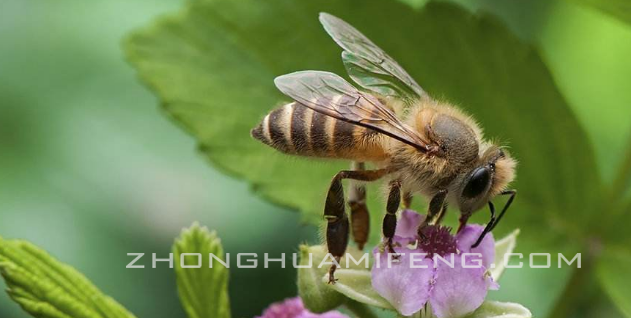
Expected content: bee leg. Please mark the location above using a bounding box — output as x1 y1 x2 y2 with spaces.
472 189 516 248
383 180 401 258
457 214 470 233
403 191 413 209
325 174 349 284
325 168 389 284
490 190 517 232
417 190 448 240
436 203 448 225
471 202 496 248
348 162 369 251
327 256 341 285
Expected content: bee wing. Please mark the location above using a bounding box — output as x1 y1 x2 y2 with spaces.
319 12 426 102
274 71 434 152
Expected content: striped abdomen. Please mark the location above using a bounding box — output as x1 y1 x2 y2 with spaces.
251 102 387 161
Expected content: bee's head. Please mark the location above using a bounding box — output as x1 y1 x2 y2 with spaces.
456 146 516 214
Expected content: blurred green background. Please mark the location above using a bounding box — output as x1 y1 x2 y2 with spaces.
1 0 630 318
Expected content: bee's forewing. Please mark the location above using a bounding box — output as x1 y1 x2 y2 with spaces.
274 71 432 152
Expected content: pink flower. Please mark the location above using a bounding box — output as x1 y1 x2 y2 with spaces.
256 297 348 318
371 210 498 317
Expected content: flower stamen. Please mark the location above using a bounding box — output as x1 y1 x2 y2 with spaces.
418 225 457 258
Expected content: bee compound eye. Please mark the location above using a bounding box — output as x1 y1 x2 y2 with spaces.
463 167 491 198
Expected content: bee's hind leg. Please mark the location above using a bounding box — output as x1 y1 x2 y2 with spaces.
348 162 370 250
324 168 389 284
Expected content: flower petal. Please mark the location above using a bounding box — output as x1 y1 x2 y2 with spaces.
371 249 434 316
456 225 495 268
256 297 349 318
491 229 520 281
256 297 307 318
461 300 532 318
430 257 491 318
395 210 424 239
322 269 393 309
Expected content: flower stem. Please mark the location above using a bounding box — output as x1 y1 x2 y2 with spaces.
344 299 378 318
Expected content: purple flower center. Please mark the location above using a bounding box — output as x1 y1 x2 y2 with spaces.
418 225 457 258
372 211 498 317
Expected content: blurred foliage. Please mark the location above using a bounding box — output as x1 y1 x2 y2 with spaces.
0 0 316 318
572 0 631 27
597 247 631 318
1 0 631 317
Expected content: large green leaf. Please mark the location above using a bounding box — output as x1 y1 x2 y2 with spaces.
124 0 599 244
0 237 136 318
597 246 631 318
173 223 231 318
572 0 631 27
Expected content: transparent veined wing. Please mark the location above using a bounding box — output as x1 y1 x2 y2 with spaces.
319 12 425 102
274 71 436 153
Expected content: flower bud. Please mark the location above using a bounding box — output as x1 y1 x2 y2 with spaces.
297 244 345 313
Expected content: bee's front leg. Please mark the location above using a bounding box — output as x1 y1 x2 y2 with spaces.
382 180 401 258
471 189 516 247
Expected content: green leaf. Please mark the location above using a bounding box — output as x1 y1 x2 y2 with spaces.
463 300 532 318
596 246 631 318
124 0 599 244
173 223 231 318
491 229 519 281
572 0 631 27
611 136 631 199
0 237 136 318
322 269 393 310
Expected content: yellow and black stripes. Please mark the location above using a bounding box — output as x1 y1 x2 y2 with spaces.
310 109 330 156
251 102 387 161
290 104 310 154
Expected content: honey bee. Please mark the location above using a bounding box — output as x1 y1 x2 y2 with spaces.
251 13 516 282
